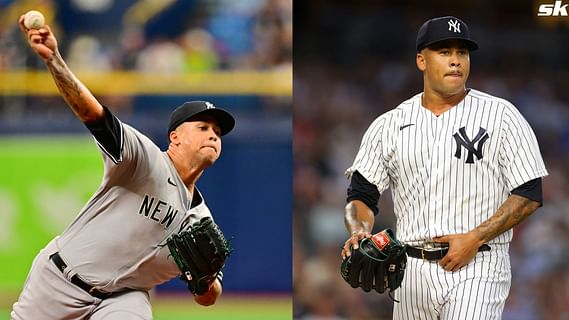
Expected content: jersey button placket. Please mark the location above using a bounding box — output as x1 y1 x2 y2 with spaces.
430 116 445 215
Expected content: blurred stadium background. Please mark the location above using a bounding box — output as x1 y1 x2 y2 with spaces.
294 1 569 319
0 0 291 318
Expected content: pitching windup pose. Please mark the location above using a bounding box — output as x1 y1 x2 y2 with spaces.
340 16 547 319
12 13 234 320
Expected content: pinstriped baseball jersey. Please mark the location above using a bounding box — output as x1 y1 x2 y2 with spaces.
56 120 214 292
346 89 548 245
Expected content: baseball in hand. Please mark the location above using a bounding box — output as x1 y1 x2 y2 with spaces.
23 10 45 29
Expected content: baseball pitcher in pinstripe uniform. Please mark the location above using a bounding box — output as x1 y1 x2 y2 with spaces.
341 16 548 319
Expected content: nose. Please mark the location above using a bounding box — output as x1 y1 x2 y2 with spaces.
208 128 219 141
449 52 460 67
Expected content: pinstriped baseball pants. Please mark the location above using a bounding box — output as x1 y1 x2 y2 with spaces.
393 244 511 320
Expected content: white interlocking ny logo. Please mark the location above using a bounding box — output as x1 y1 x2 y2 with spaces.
448 19 461 33
205 102 215 109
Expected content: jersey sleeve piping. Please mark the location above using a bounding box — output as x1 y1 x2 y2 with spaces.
85 106 124 164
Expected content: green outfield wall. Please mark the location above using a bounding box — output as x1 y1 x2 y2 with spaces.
0 136 102 290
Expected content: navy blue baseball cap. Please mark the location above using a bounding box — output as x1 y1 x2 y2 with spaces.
416 16 478 52
168 101 235 136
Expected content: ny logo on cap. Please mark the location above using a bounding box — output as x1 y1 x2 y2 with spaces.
448 19 461 33
205 102 215 109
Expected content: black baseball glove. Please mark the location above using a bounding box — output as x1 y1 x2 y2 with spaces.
167 216 232 295
341 228 407 297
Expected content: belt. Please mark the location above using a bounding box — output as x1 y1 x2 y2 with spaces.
405 244 491 261
49 252 112 300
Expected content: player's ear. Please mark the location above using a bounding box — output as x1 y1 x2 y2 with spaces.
169 130 180 145
416 52 426 71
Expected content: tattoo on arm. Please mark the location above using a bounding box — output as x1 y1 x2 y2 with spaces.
45 51 102 122
344 200 374 234
474 194 540 243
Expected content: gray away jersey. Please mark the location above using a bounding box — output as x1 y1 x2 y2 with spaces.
346 89 548 245
56 119 213 292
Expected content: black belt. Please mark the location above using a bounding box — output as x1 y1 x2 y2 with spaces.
405 244 491 261
49 252 112 300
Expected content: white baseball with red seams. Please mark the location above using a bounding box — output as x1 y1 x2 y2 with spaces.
24 10 45 29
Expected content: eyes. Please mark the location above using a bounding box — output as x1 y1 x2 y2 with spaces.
198 125 221 137
438 49 468 56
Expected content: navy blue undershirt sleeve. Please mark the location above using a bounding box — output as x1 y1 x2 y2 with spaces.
511 177 543 206
347 170 380 215
84 106 122 161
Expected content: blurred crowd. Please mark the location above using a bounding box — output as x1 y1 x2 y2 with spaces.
293 3 569 320
0 0 291 72
0 0 292 142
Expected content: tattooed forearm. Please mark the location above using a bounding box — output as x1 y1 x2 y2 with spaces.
48 54 80 98
344 200 374 234
45 51 103 122
473 194 540 243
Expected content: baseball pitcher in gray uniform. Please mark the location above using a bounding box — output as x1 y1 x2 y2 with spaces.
12 15 235 320
341 16 548 319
